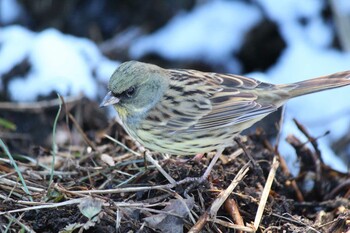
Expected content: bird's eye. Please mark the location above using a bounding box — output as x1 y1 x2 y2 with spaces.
125 87 135 98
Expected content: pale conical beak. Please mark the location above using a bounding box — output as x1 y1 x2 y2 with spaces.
100 91 120 107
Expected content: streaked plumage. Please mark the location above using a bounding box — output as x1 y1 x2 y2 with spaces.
101 61 350 156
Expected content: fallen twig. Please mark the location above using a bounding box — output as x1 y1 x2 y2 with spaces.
253 156 279 231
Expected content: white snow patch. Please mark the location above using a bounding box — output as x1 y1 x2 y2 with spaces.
256 0 324 22
0 26 34 74
8 29 97 101
95 59 120 83
257 0 332 48
0 26 119 101
0 26 34 90
130 1 261 65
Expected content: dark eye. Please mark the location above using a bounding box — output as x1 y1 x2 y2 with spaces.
125 87 135 98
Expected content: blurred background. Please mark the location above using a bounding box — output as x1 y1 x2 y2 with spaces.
0 0 350 173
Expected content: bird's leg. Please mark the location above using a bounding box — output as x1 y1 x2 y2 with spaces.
181 148 225 196
144 150 177 185
234 137 257 167
136 143 177 185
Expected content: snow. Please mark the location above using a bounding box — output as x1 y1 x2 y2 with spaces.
8 29 96 100
255 0 324 22
0 26 34 75
0 26 118 101
0 26 34 90
130 1 261 68
95 58 120 83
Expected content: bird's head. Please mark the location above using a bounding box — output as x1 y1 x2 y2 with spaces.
100 61 169 120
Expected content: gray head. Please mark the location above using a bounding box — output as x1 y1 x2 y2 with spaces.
100 61 169 119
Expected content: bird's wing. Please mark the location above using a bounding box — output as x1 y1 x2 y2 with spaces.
144 70 278 132
193 73 278 131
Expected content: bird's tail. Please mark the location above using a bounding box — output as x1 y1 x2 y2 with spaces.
277 70 350 98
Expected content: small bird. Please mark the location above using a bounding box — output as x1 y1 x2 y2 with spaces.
101 61 350 180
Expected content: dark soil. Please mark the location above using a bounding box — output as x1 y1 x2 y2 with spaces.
0 99 349 232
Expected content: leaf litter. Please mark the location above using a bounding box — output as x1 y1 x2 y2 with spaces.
0 97 349 232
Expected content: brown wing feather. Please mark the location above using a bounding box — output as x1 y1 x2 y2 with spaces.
144 70 278 132
193 73 277 130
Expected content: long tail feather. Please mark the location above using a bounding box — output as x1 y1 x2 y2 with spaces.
278 71 350 98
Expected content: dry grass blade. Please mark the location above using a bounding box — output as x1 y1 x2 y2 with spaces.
105 133 177 184
253 156 279 231
209 162 250 218
145 150 176 185
0 198 85 215
54 180 193 195
104 133 140 156
189 162 250 233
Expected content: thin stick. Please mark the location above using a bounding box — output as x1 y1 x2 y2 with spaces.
144 151 176 185
209 219 254 232
253 156 279 231
209 162 250 218
0 178 44 192
68 113 98 151
189 163 250 233
224 198 245 233
234 137 258 167
262 136 304 202
202 148 224 180
104 134 141 156
54 178 195 196
0 197 167 216
293 118 324 161
105 133 175 184
0 95 82 111
0 198 85 215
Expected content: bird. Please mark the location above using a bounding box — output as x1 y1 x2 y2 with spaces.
101 61 350 181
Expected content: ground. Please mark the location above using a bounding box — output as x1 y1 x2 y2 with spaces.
0 98 349 232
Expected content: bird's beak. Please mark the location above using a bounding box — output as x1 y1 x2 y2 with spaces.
100 91 120 107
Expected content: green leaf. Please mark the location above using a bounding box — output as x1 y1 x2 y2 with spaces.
0 117 16 130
